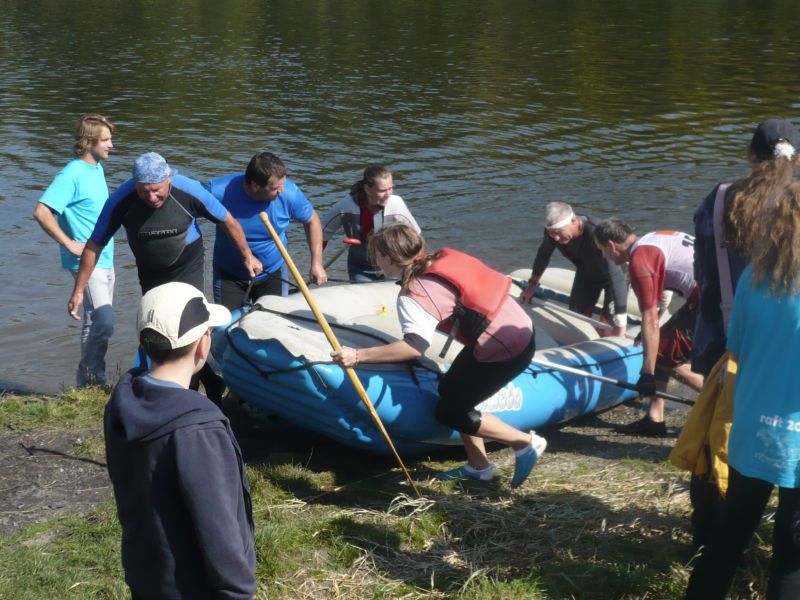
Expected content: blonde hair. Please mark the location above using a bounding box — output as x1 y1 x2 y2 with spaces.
749 180 800 294
367 223 440 287
73 114 115 157
726 156 796 255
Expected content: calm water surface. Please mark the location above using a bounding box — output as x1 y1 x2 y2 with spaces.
2 0 799 393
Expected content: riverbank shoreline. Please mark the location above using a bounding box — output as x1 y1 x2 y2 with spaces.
0 385 772 598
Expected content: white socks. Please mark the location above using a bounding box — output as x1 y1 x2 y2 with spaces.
463 462 497 481
515 431 547 457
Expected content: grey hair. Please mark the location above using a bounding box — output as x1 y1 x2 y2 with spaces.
544 201 574 228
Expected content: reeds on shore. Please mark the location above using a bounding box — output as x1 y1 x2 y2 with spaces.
0 389 774 599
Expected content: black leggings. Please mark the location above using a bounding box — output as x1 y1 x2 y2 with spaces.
685 467 800 599
435 333 536 435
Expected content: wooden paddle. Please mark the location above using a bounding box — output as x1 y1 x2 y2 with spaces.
259 212 421 498
531 357 694 405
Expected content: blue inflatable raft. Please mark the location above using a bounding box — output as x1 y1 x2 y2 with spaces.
211 273 644 455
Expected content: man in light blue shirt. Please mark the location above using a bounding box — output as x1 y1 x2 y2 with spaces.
34 114 116 386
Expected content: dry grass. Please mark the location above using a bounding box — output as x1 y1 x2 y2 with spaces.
0 390 776 599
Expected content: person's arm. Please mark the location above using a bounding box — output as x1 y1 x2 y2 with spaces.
304 211 327 285
605 261 629 336
175 425 256 599
219 213 263 278
331 339 421 367
33 202 85 257
521 235 557 304
639 305 660 375
519 273 542 304
67 241 103 319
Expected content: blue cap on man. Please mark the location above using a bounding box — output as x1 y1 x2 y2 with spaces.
133 152 176 184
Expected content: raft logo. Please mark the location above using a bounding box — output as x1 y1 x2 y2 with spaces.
476 382 523 412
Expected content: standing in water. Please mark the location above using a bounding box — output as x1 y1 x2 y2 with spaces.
321 165 420 282
33 114 116 386
68 152 261 401
330 223 547 487
206 151 327 310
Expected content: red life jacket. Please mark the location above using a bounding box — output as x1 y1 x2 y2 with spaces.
419 248 511 346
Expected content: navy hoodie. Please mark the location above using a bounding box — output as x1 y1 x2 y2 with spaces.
104 369 256 599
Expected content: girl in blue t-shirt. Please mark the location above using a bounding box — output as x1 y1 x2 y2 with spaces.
686 177 800 599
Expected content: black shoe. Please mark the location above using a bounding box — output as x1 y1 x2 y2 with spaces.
613 415 667 437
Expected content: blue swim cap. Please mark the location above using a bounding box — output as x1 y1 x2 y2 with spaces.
133 152 175 184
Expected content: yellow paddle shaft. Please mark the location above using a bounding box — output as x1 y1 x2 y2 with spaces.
258 212 421 498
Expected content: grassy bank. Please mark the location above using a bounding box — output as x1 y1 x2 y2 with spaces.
0 390 773 599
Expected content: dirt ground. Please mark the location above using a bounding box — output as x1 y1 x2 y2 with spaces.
0 427 111 536
0 385 695 537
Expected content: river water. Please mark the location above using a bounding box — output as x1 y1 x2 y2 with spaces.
2 0 798 394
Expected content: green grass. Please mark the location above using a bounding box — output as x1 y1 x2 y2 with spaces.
0 387 108 431
0 392 775 599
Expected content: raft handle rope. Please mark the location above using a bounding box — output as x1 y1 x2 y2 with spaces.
226 302 652 403
225 304 429 387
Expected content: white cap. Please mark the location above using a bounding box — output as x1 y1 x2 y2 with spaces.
137 282 231 349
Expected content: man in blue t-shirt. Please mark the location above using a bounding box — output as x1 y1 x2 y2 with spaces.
34 114 116 386
207 151 327 310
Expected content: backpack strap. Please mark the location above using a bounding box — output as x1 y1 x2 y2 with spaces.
712 183 734 329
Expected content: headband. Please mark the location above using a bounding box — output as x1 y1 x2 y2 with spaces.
546 210 575 230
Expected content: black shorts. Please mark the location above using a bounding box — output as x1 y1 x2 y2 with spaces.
656 301 697 372
217 267 283 312
435 333 536 435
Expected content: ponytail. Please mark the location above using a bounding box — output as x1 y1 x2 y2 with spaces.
367 223 434 288
726 157 795 255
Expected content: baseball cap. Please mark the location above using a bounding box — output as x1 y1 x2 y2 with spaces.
750 119 800 159
137 282 231 349
133 152 176 184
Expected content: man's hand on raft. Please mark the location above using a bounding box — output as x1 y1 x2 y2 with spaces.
244 254 264 278
331 346 358 368
309 261 328 286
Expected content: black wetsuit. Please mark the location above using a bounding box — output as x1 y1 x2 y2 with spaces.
531 214 628 321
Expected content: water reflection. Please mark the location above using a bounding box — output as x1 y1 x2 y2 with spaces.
1 0 798 392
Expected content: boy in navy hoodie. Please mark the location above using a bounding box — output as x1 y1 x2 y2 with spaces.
104 282 256 599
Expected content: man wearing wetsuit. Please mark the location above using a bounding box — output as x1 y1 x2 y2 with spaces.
520 201 628 337
68 152 261 310
207 151 327 311
593 217 704 436
67 153 261 400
